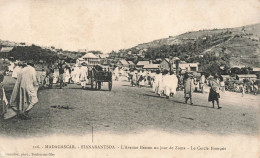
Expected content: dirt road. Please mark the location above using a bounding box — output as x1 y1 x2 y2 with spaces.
0 76 259 137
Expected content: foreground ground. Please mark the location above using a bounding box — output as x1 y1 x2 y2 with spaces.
0 76 259 137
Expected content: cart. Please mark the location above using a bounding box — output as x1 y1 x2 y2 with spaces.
88 65 112 91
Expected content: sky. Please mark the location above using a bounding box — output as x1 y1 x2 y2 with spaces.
0 0 259 53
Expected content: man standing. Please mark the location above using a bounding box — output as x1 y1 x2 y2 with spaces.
183 72 194 105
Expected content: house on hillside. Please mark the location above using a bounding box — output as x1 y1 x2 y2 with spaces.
143 64 160 71
136 61 150 68
220 75 231 82
252 68 260 79
179 63 199 72
252 68 260 73
236 74 257 81
159 58 175 72
0 47 13 53
159 57 181 72
77 52 100 66
232 65 245 69
128 61 135 69
100 58 111 66
116 59 129 68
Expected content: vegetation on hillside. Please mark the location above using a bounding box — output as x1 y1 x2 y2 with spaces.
108 23 260 74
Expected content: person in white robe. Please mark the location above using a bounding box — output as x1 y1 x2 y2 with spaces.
73 65 80 84
153 70 163 95
64 67 71 85
12 62 23 79
4 61 39 119
79 63 88 88
114 67 119 81
53 69 59 84
150 71 156 88
164 71 178 99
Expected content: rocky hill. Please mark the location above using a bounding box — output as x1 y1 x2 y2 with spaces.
134 23 260 68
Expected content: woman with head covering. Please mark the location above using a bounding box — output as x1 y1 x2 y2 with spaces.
208 74 221 109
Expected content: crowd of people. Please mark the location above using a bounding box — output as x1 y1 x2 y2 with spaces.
1 62 259 120
1 60 93 120
16 61 92 90
114 67 226 109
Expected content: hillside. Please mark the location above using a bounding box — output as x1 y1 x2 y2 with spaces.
134 23 260 68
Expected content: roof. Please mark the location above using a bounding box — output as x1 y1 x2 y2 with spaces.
143 64 160 69
221 75 231 78
232 65 245 69
81 53 99 59
252 68 260 71
189 63 199 67
136 61 149 66
237 74 257 78
128 61 135 65
164 58 170 62
179 63 199 69
119 59 129 65
0 47 13 53
179 63 190 69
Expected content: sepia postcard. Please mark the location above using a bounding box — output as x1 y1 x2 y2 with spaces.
0 0 259 157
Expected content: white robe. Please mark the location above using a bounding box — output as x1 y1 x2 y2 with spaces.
163 74 178 96
73 66 80 83
53 69 59 84
114 67 119 80
64 68 70 83
5 66 38 119
12 66 23 79
80 66 88 81
153 73 163 94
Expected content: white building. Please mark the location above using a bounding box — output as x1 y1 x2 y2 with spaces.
77 53 100 66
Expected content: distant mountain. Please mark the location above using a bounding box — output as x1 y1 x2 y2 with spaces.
134 23 260 68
